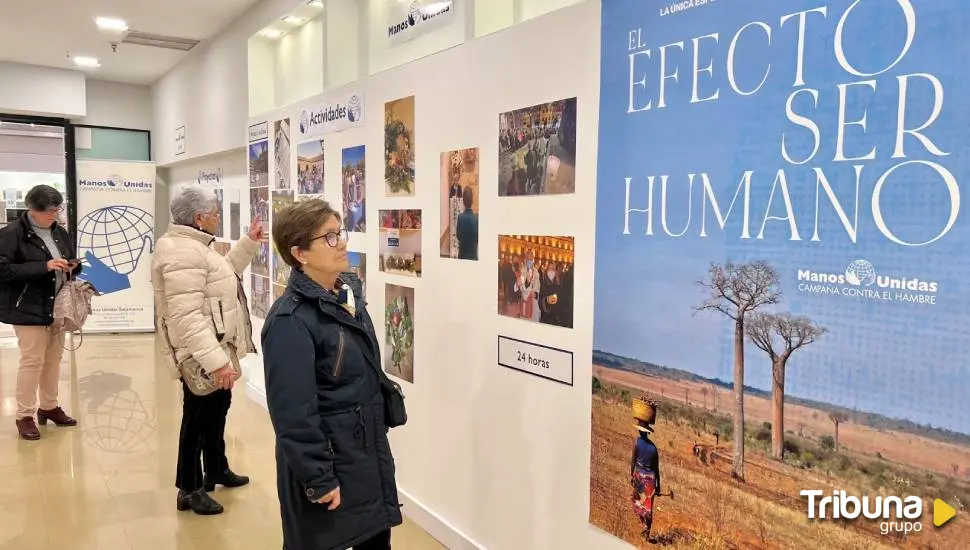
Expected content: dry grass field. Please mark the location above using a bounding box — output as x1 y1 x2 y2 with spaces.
595 367 970 479
589 370 970 549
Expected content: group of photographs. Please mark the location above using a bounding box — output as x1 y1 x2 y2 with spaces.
239 93 579 387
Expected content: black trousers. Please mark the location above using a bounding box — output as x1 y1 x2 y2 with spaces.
175 381 231 492
354 530 391 550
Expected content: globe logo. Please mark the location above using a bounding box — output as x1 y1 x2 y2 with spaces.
407 1 420 26
299 110 310 134
845 259 876 286
348 95 361 122
76 205 155 295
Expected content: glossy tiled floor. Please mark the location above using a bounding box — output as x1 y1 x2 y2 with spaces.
0 333 444 550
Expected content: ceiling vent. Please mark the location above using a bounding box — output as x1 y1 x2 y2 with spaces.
121 31 200 52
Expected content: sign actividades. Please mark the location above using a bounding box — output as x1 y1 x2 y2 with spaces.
387 0 454 43
797 259 939 305
298 92 365 138
497 336 573 385
248 122 269 143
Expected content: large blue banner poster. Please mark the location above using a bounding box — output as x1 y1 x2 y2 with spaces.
590 1 969 548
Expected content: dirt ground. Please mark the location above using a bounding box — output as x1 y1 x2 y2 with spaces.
589 374 970 549
595 366 970 478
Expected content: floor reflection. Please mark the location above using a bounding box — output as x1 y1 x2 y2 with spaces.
0 333 443 550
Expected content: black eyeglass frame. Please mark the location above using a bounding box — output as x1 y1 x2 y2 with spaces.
309 228 349 248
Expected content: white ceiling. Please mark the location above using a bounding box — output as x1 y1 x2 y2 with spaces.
0 0 261 85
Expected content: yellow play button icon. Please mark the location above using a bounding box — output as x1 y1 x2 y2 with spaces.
934 499 956 527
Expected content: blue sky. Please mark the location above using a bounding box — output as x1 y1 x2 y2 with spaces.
297 139 324 159
248 140 267 160
342 145 365 167
593 0 970 434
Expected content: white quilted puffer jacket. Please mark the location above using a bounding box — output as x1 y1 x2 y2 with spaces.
151 224 260 378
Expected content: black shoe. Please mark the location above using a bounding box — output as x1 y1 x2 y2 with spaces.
176 488 224 515
203 468 250 492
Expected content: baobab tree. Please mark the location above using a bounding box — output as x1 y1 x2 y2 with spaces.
829 412 848 452
695 260 782 480
746 312 826 460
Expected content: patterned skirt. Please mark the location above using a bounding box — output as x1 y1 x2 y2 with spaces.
631 469 657 522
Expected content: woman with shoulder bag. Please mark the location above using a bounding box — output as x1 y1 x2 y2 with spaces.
151 185 264 516
0 185 81 440
262 199 405 550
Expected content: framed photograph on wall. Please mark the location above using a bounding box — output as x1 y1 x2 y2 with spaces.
440 147 479 261
498 97 577 196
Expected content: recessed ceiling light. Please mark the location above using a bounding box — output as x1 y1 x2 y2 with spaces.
260 29 284 39
308 1 323 7
95 16 128 32
72 56 101 68
283 16 305 24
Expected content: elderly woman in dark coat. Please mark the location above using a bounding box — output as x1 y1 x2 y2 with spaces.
261 198 402 550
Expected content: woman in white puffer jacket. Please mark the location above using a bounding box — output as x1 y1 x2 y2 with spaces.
151 185 264 516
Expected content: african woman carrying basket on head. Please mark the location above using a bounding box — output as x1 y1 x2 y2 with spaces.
630 396 661 542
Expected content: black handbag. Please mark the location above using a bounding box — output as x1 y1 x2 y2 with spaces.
379 374 408 428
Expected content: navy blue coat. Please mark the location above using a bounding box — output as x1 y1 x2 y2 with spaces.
261 269 402 550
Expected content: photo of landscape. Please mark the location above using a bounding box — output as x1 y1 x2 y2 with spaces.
591 1 970 548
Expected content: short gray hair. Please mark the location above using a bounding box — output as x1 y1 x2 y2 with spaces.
170 185 217 225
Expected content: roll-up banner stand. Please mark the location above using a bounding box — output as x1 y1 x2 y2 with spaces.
75 159 156 333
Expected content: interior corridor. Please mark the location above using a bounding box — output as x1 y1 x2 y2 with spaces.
0 333 444 550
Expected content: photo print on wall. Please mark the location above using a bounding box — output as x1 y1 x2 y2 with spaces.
499 97 577 196
229 188 241 240
342 145 367 233
498 235 574 329
590 1 970 549
384 283 414 383
297 139 325 195
347 252 366 299
213 189 225 239
250 187 269 238
274 118 292 190
250 274 271 319
384 95 416 197
440 148 479 261
272 282 286 303
379 209 422 278
248 140 269 188
251 241 270 278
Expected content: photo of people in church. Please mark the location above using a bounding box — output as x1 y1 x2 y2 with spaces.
497 234 574 328
342 145 366 233
297 139 325 195
440 147 479 261
499 97 577 196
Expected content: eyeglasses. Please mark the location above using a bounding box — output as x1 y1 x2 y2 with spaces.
309 228 348 248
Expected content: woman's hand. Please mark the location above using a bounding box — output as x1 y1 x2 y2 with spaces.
211 364 236 390
247 215 265 241
315 487 341 510
47 259 71 272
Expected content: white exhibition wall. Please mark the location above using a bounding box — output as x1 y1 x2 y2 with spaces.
245 2 615 549
156 0 593 167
